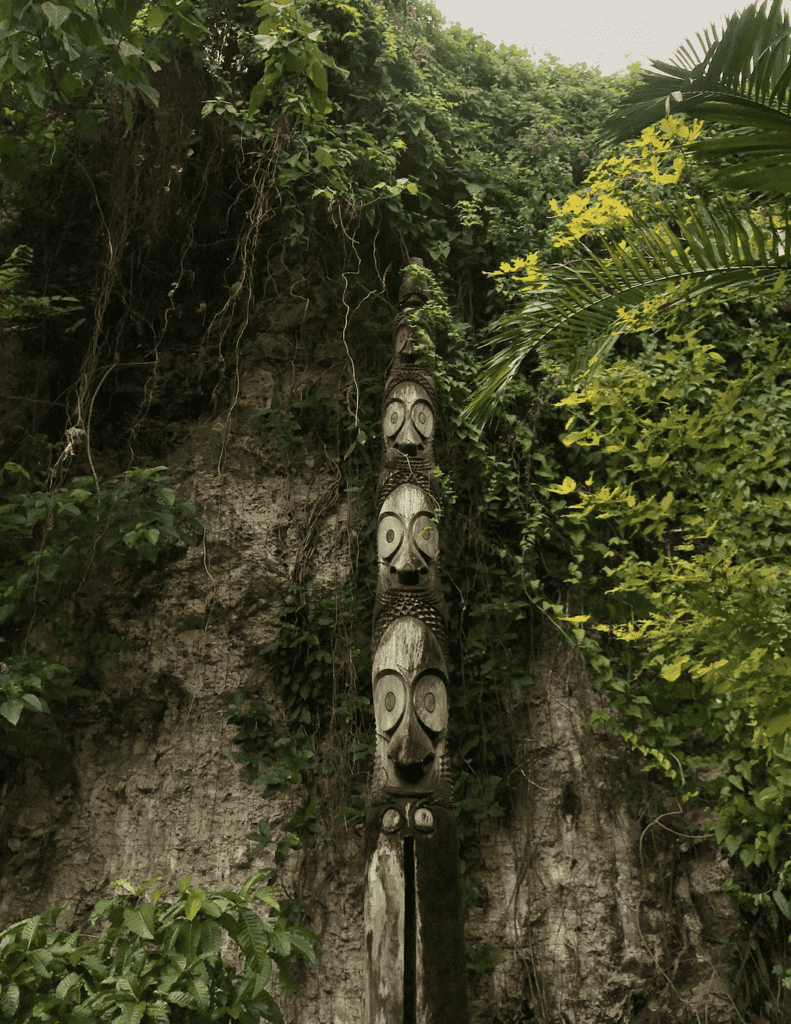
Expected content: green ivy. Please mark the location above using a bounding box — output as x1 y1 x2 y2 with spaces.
0 462 210 770
0 869 316 1023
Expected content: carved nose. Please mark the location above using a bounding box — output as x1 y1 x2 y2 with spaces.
388 708 435 782
395 417 422 455
390 542 426 586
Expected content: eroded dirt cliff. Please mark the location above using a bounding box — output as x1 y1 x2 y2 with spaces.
0 284 740 1024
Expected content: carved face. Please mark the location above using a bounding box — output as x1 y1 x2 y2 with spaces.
372 617 448 791
378 484 438 590
383 382 434 457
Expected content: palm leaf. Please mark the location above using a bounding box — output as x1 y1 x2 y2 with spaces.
466 197 788 423
600 0 791 190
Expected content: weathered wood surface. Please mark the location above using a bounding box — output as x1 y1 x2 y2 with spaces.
363 260 468 1024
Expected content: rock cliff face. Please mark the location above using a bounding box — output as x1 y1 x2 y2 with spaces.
0 284 738 1024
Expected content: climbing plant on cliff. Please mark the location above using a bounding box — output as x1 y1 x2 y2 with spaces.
467 6 791 998
0 0 655 1011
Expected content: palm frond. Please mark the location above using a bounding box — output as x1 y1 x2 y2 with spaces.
600 0 791 190
466 197 789 424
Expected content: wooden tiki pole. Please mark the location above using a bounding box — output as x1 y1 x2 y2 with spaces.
363 260 469 1024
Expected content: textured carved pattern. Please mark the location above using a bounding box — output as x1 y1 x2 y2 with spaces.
383 367 436 404
364 258 468 1024
372 592 448 651
376 463 437 506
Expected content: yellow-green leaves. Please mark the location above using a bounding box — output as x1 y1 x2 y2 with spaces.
184 887 203 921
549 476 577 494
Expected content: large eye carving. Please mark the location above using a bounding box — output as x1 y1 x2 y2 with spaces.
383 400 405 438
412 514 438 561
378 514 404 562
413 674 447 733
411 401 434 440
374 672 405 732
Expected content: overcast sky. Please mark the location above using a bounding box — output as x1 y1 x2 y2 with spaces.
432 0 791 75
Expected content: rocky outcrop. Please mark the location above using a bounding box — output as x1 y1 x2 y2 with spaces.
0 291 738 1023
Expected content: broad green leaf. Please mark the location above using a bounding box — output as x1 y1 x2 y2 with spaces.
146 1000 170 1022
55 971 82 1000
117 1001 147 1024
111 879 137 896
197 919 222 957
0 981 20 1017
248 78 269 116
118 40 143 59
234 907 269 971
147 5 168 30
187 977 210 1009
270 928 290 957
724 833 741 856
284 926 316 963
137 900 156 934
184 888 202 921
306 59 327 94
20 693 48 714
774 890 791 920
41 3 70 30
764 707 791 736
0 699 23 725
166 990 193 1007
123 908 155 941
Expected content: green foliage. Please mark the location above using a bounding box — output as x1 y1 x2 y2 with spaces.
250 389 337 455
0 870 316 1023
0 463 210 771
468 116 788 416
0 245 82 325
0 0 207 179
465 943 505 975
471 11 791 994
602 0 791 193
243 0 347 125
225 577 373 841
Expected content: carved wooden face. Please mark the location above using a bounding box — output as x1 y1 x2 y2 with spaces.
383 382 434 457
378 484 438 590
372 617 448 790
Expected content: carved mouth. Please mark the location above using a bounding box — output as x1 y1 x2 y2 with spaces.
395 763 425 784
396 443 423 457
394 753 435 784
395 569 421 587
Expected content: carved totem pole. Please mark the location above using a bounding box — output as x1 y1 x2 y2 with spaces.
363 260 469 1024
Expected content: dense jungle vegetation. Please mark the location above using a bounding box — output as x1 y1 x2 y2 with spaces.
1 0 791 1020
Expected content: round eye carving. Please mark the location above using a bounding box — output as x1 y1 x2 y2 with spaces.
412 514 438 561
378 515 403 561
411 402 434 439
375 673 405 732
384 400 405 438
414 674 447 733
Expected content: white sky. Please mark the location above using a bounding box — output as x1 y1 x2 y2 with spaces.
433 0 791 75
